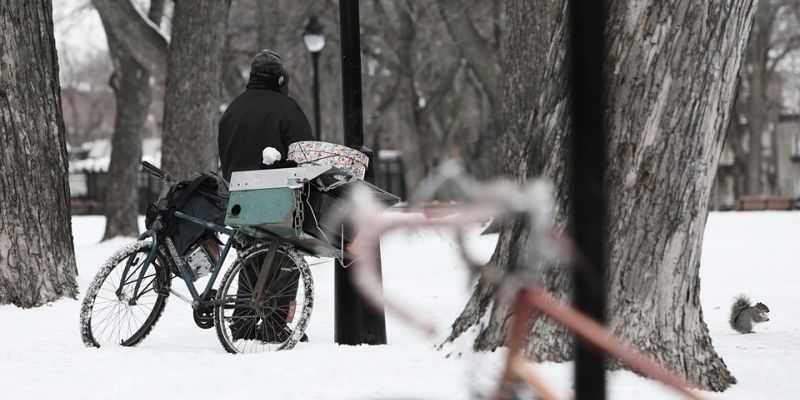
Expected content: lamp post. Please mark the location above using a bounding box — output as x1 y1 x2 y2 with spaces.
568 1 608 398
335 0 387 346
303 16 325 140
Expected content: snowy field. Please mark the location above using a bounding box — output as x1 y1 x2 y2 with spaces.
1 212 799 399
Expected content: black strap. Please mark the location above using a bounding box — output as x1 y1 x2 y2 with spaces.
172 174 214 208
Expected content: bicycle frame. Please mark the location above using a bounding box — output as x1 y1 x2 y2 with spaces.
117 210 236 309
121 161 301 313
117 161 243 309
344 172 706 400
501 288 703 400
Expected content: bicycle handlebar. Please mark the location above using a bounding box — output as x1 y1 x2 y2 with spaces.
343 161 706 399
140 161 175 183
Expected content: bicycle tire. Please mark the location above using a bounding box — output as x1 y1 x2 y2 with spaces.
214 242 313 354
80 240 170 348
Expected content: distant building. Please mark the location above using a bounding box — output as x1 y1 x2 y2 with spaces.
712 114 800 211
774 114 800 199
712 144 737 210
68 138 162 214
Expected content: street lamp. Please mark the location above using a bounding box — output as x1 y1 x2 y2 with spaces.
303 15 326 140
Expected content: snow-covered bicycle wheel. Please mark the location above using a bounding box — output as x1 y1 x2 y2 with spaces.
214 242 313 354
80 240 170 348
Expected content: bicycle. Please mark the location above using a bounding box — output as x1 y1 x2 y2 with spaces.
79 161 317 354
341 161 705 400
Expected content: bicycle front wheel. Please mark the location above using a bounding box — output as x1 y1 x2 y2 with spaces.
80 240 170 348
214 242 313 354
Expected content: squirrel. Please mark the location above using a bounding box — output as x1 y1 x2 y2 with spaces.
729 295 770 334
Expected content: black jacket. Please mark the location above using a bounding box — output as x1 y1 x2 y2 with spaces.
218 87 313 181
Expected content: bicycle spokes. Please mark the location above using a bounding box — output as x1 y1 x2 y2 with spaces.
81 241 169 348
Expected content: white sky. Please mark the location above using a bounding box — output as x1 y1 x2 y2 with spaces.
53 0 108 58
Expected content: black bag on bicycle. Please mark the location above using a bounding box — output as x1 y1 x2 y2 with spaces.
161 172 229 255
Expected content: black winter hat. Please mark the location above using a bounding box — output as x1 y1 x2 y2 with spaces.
248 49 289 95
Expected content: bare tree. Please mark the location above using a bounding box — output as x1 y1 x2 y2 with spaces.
369 1 460 183
727 0 800 196
160 0 231 179
0 0 79 307
436 0 502 129
358 0 503 183
82 0 505 191
222 0 504 185
96 0 166 239
92 0 230 182
448 0 758 391
90 0 168 77
436 0 504 178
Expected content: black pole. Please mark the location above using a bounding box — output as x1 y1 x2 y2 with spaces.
312 51 321 140
568 1 607 400
335 0 387 345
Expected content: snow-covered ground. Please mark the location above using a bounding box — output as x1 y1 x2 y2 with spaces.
1 212 798 399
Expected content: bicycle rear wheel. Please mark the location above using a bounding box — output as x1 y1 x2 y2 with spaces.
214 242 313 354
80 240 170 348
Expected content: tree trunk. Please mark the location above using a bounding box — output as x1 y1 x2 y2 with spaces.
98 1 164 240
102 42 150 239
384 1 467 186
449 0 757 392
0 0 79 307
436 0 503 121
373 0 426 187
744 0 771 196
161 0 231 179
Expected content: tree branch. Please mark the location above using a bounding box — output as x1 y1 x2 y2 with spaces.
417 60 462 113
766 5 800 76
767 33 800 75
148 0 166 26
91 0 169 77
436 0 502 115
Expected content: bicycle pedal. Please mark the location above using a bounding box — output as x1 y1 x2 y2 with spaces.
193 309 214 329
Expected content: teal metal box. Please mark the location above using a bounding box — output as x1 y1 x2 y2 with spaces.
225 187 298 238
224 166 332 240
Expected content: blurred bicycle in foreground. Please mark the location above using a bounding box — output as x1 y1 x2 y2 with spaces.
339 160 705 400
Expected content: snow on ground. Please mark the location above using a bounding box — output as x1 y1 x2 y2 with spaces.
1 212 799 399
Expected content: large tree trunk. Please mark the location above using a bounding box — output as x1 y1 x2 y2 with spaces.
161 0 231 179
98 1 165 240
449 0 757 392
0 0 78 306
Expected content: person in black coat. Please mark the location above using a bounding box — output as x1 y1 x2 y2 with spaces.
218 49 314 181
218 50 313 342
